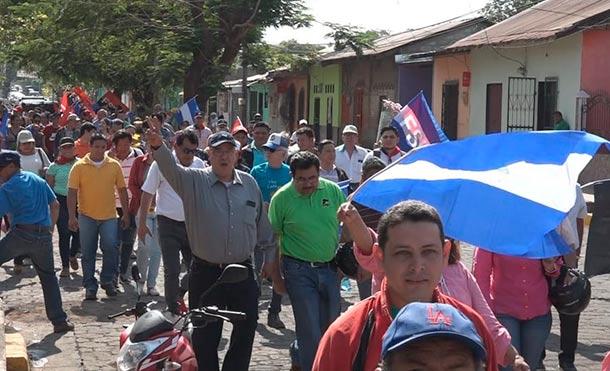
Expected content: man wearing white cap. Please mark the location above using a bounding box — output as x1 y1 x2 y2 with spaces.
335 124 369 191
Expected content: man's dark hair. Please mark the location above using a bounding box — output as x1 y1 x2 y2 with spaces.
253 121 270 131
154 113 165 123
295 126 315 139
317 139 335 152
289 150 320 175
377 200 445 250
79 122 96 137
112 129 132 145
448 238 461 265
90 133 107 146
553 111 563 118
361 156 386 181
380 126 399 137
175 129 199 147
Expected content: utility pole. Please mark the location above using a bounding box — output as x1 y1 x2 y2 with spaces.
240 45 248 122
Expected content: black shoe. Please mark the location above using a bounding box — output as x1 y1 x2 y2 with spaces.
85 290 97 300
267 312 286 329
53 320 75 333
559 361 577 371
101 283 118 297
119 273 131 283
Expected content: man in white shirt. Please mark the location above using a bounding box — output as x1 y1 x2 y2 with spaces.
188 112 213 150
363 126 406 166
335 124 369 191
139 130 205 314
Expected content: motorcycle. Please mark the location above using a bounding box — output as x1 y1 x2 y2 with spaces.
109 264 249 371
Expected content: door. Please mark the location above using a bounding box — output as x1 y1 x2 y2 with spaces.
354 87 364 130
313 97 321 140
441 81 459 140
507 77 536 131
537 79 558 130
486 83 502 134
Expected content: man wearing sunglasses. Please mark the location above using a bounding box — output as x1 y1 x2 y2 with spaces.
139 129 205 314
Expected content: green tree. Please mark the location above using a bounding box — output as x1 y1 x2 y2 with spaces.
0 0 311 110
324 23 389 56
482 0 545 23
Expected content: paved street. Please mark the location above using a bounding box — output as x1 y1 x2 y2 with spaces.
0 229 609 370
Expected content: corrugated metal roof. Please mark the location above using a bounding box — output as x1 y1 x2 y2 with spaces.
450 0 610 49
223 73 269 89
320 17 484 62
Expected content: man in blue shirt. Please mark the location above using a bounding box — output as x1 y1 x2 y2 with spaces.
0 151 74 333
250 132 291 329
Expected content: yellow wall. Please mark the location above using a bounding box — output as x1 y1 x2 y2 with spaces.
432 53 471 138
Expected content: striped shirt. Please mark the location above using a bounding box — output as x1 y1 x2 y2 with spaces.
115 148 143 208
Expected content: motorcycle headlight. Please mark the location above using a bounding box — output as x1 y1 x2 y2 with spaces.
117 337 168 371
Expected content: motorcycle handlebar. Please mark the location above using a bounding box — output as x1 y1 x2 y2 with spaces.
107 308 133 319
200 307 246 322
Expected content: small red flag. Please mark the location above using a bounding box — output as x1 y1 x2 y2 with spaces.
231 116 248 135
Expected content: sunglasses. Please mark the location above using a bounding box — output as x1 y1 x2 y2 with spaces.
264 147 276 153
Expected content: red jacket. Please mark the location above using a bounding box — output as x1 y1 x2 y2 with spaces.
313 279 498 371
127 154 152 215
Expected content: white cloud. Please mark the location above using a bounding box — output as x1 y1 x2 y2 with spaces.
264 0 489 45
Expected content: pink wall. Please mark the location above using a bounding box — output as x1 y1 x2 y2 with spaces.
581 29 610 139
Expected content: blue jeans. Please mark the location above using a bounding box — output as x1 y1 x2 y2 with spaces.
254 246 282 315
79 215 118 292
0 227 68 325
282 257 341 371
497 312 552 370
135 213 161 289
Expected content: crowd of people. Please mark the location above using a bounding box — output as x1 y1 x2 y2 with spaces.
0 102 603 371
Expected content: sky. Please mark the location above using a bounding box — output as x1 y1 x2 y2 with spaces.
264 0 489 45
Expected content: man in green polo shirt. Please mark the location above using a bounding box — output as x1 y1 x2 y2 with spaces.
269 150 345 371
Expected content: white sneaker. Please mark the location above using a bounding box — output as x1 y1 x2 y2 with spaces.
137 281 145 296
147 287 160 296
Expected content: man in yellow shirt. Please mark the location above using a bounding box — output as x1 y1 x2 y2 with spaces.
67 133 130 300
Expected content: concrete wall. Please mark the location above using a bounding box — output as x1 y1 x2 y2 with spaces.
433 53 472 138
268 74 308 134
309 63 342 141
468 33 582 135
581 29 610 139
341 56 397 147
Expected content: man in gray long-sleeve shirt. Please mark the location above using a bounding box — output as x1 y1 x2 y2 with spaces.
148 121 277 371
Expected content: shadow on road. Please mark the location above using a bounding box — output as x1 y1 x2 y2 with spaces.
547 332 609 362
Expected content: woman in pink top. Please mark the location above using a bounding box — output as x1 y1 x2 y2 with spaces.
472 248 561 371
339 204 528 369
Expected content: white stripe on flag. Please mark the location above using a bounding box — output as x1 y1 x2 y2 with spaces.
373 152 591 213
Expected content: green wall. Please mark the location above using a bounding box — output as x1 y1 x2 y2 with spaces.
309 64 341 140
248 82 270 122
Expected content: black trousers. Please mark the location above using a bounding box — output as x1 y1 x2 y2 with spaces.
189 258 259 371
558 313 580 364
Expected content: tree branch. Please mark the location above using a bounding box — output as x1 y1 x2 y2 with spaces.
232 0 261 31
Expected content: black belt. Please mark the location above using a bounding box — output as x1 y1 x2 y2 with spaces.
157 215 185 224
284 255 335 269
15 224 52 233
193 255 252 269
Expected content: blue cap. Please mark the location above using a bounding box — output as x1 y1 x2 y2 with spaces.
382 302 486 361
262 133 289 150
0 151 21 167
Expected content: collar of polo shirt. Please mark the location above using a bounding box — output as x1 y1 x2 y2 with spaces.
209 168 244 185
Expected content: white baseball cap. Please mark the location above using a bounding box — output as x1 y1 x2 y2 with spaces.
342 124 358 135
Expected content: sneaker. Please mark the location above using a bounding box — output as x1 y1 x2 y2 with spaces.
267 312 286 329
14 264 23 274
53 320 75 333
147 287 160 296
559 361 577 371
137 281 146 296
101 283 118 297
84 290 97 301
59 267 70 277
69 256 79 271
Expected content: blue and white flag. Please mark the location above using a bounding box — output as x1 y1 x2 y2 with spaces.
353 131 610 258
337 179 351 197
175 97 200 125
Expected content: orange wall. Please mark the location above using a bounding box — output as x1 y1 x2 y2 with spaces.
581 29 610 139
432 53 471 138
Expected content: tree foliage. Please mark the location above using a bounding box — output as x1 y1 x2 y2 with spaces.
482 0 545 23
242 39 324 73
0 0 311 109
324 23 389 56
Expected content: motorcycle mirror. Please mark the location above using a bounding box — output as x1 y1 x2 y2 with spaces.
131 264 141 282
198 264 249 307
217 264 248 285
